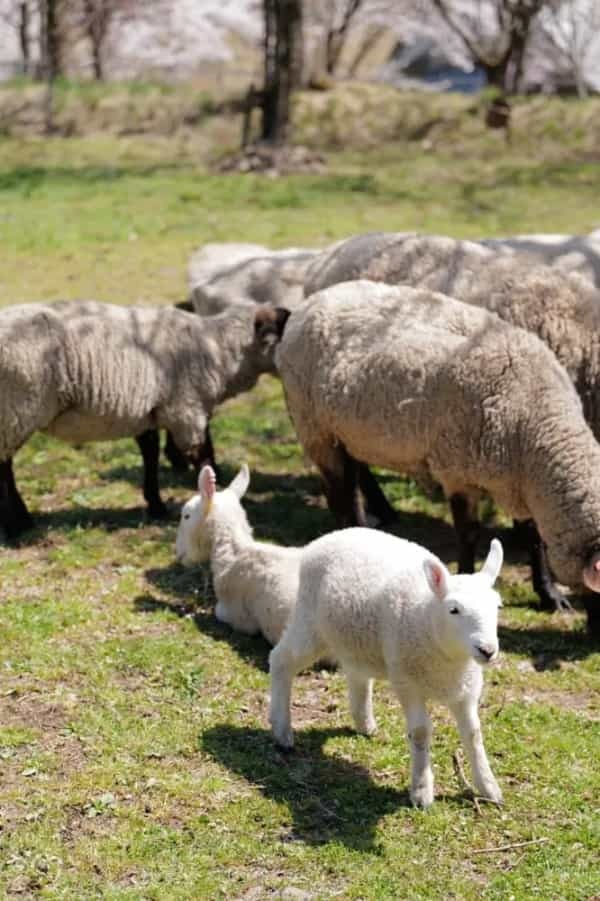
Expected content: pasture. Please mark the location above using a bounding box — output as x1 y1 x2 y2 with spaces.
0 107 599 899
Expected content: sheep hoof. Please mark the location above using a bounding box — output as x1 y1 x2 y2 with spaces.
410 787 434 810
2 511 35 541
357 719 377 737
538 588 574 615
272 726 294 752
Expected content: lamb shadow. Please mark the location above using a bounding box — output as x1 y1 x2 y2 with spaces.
498 621 599 666
201 724 415 851
134 573 272 671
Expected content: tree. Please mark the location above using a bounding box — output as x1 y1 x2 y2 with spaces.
261 0 303 143
0 0 33 74
305 0 365 76
537 0 600 96
427 0 547 93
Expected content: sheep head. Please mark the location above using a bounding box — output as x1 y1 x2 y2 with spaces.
424 539 503 665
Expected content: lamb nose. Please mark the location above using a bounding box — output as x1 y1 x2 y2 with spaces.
477 645 494 660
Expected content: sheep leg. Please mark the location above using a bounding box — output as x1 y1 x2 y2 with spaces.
269 622 325 750
450 493 480 573
215 599 259 636
319 444 367 528
450 699 502 804
582 596 600 639
164 430 189 473
0 458 34 540
346 669 376 735
357 463 397 526
401 699 434 809
513 518 573 613
135 429 168 519
188 425 221 483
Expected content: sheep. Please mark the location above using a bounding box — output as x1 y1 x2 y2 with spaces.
302 231 600 614
187 242 321 316
270 529 504 809
175 463 302 646
276 280 600 633
0 300 289 540
480 230 600 288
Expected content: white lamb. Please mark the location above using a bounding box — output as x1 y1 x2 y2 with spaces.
269 529 504 809
175 464 302 646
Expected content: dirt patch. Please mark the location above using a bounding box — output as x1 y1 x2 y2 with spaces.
216 143 327 176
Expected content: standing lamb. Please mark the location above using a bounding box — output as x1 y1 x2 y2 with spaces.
270 530 504 809
303 231 600 614
276 281 600 632
175 463 302 646
187 242 321 316
0 300 288 539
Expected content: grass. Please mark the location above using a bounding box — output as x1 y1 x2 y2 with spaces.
1 93 600 898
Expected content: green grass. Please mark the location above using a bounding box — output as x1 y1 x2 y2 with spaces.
1 101 600 898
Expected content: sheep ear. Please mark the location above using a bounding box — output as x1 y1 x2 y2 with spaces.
197 465 217 501
480 538 503 586
254 305 291 346
229 463 250 500
423 558 450 600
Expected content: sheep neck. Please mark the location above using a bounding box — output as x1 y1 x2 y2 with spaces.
198 312 269 405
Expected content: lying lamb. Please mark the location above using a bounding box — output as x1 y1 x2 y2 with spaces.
270 529 504 809
187 242 321 316
0 301 288 539
303 231 600 614
276 281 600 633
175 463 302 645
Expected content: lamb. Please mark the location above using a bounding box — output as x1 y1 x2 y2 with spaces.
270 529 504 809
187 242 321 316
480 230 600 287
0 300 288 539
276 281 600 633
303 231 600 614
175 463 302 646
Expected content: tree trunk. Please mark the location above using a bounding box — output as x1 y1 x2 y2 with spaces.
261 0 303 145
39 0 61 132
18 2 30 75
91 36 103 80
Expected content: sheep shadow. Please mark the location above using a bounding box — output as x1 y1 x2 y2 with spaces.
1 504 174 546
498 621 599 666
201 724 416 851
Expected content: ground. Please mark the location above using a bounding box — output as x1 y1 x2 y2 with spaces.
0 86 599 899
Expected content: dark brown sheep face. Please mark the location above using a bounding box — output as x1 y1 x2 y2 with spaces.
254 305 291 368
583 548 600 592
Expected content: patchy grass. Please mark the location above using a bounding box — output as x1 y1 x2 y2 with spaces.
1 125 599 898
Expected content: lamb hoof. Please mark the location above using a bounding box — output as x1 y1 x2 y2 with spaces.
410 787 434 810
271 726 294 752
475 780 503 805
357 719 377 737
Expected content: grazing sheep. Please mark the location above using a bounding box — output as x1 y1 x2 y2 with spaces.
0 300 288 539
175 463 302 646
270 530 504 809
188 242 321 316
480 230 600 287
276 281 600 632
303 231 600 614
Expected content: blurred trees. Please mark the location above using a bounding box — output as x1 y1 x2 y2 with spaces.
261 0 303 142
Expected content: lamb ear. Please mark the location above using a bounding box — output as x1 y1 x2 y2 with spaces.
423 557 450 600
254 305 291 345
229 463 250 499
197 465 217 501
480 538 503 586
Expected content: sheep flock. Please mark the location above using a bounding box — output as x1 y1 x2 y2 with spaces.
3 227 600 810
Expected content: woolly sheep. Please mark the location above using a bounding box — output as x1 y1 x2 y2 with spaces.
480 230 600 287
276 281 600 631
303 231 600 614
270 529 504 808
0 300 288 539
175 463 302 645
188 242 321 316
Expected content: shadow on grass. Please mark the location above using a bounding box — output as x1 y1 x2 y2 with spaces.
2 504 171 546
498 622 600 666
201 724 416 850
134 588 272 672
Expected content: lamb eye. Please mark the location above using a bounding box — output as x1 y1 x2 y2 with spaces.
183 513 190 520
449 606 460 615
